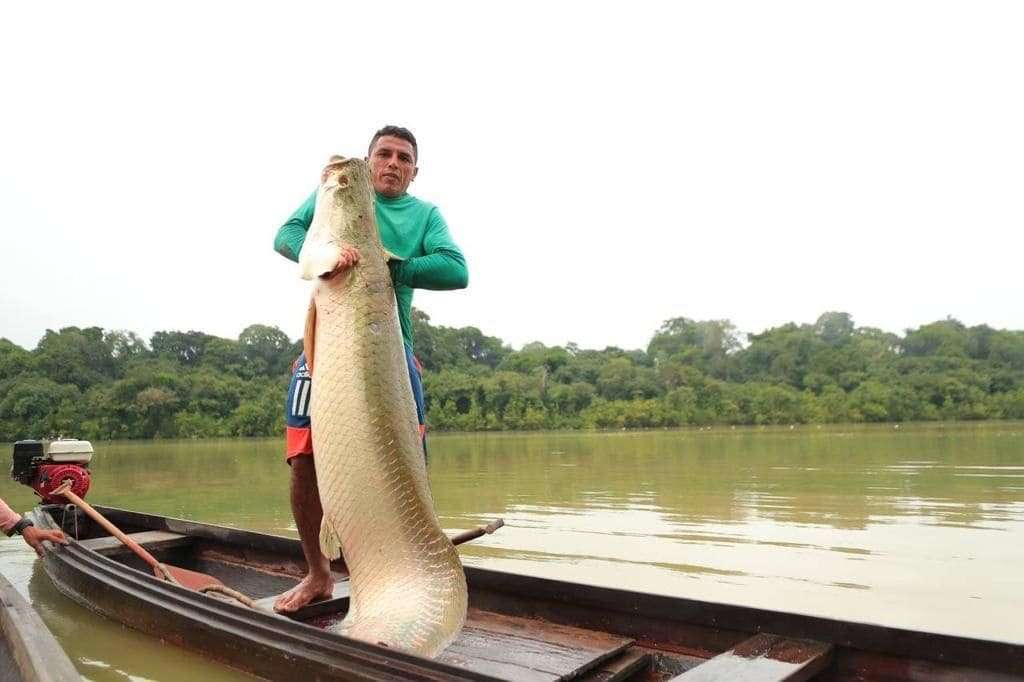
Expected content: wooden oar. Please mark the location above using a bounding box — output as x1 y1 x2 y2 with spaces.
54 481 503 607
53 482 229 593
450 518 504 546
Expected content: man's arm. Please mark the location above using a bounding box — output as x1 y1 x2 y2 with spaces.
274 190 318 263
0 498 20 535
1 497 66 556
390 208 468 290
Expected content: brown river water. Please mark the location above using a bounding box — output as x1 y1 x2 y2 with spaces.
1 422 1022 681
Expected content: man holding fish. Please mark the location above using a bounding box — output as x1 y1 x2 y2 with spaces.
271 126 468 618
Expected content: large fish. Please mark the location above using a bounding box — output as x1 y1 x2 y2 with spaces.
297 156 467 657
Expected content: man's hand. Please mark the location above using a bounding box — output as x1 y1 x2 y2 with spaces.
21 526 68 557
320 246 361 280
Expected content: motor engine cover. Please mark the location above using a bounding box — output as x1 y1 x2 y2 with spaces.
33 463 91 504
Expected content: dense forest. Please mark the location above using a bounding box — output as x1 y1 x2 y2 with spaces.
2 311 1023 442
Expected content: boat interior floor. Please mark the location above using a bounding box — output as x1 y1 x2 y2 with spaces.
74 528 862 681
79 529 719 681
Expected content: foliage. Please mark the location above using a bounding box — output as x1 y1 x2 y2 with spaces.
2 311 1024 441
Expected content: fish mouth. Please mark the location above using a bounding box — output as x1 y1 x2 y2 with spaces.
324 159 371 190
322 157 360 181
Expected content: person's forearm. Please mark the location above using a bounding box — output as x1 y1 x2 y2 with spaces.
392 249 468 290
0 498 22 534
274 222 307 263
274 190 317 263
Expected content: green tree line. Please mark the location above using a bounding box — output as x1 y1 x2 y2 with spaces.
2 311 1023 441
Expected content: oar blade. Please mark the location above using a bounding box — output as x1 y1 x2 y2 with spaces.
163 565 225 591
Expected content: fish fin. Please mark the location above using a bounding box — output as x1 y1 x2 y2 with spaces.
382 248 404 263
319 519 342 560
303 295 316 375
298 242 340 281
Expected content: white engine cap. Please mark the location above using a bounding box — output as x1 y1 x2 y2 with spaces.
47 439 94 463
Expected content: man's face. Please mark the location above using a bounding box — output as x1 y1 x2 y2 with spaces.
367 135 418 197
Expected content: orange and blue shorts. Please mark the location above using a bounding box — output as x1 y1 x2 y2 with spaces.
285 346 427 462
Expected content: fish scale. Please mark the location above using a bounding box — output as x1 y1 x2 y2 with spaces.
298 157 467 657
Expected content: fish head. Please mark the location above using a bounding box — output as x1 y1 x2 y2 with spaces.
299 156 377 280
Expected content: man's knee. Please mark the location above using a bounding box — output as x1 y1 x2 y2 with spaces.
290 453 316 480
289 454 320 508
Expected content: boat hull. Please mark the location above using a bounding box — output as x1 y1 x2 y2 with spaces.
28 505 1024 682
0 570 78 682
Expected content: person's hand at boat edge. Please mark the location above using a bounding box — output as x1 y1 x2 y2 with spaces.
3 498 69 556
21 525 69 557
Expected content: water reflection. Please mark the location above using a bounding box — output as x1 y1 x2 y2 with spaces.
429 424 1024 642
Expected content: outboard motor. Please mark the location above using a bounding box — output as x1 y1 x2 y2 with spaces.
11 439 93 504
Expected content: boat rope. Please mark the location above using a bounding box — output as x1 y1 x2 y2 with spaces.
198 584 258 609
155 563 182 586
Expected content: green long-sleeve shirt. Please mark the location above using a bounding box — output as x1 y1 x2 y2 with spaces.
274 190 468 349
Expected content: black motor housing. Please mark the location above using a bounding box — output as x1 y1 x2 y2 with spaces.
11 440 46 485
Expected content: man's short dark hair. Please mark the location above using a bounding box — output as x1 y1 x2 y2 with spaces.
368 126 418 162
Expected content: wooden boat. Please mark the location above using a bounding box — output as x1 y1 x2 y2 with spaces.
27 504 1024 681
0 569 79 682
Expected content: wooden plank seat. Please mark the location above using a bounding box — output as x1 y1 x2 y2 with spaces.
438 608 634 681
579 647 652 681
670 633 833 681
77 530 192 555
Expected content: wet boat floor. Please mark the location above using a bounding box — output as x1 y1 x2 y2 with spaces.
307 606 636 681
98 542 658 680
87 532 834 681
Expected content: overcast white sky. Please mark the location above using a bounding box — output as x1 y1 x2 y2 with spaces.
2 2 1022 353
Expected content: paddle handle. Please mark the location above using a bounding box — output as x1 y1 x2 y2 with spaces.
450 518 504 546
53 484 497 569
53 483 163 574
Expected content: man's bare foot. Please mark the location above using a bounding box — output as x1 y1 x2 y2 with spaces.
273 573 335 613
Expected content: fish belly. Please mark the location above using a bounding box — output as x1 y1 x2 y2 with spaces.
309 277 467 658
